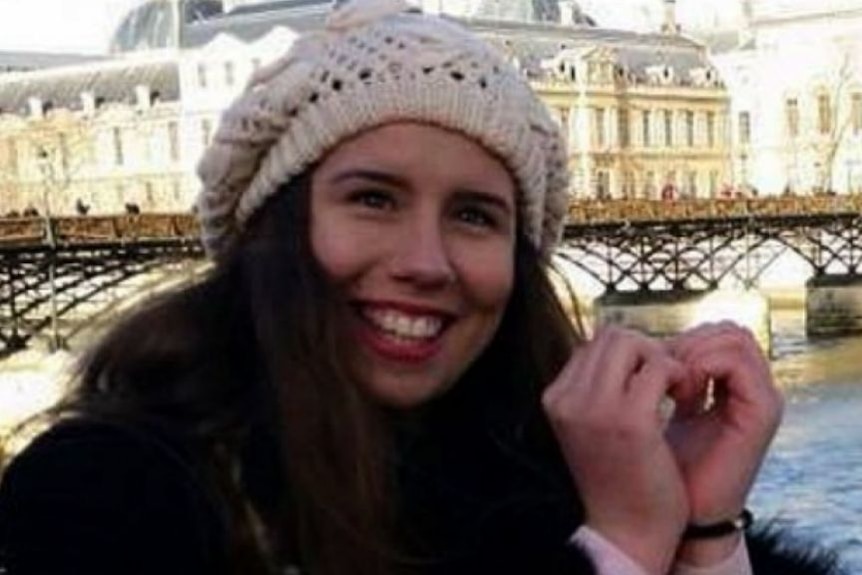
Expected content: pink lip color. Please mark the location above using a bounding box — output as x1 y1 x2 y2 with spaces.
355 315 444 364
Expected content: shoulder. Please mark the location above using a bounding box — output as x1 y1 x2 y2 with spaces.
0 419 227 575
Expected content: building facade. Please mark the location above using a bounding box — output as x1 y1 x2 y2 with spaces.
0 0 733 216
0 55 187 215
531 38 729 199
711 0 862 195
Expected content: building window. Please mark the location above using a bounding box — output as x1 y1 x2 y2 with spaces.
644 171 656 199
145 181 155 206
596 170 610 199
663 110 673 147
685 110 695 147
666 171 677 187
224 61 235 87
619 108 630 148
818 93 832 135
686 171 698 198
786 98 799 138
557 107 570 143
112 127 124 167
623 171 635 198
197 63 208 89
201 119 213 148
707 112 716 148
739 112 751 145
642 110 652 147
6 138 18 177
594 107 606 148
853 93 862 135
168 121 180 162
709 170 719 197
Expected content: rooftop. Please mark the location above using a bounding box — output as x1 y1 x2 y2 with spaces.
0 52 105 74
0 57 180 116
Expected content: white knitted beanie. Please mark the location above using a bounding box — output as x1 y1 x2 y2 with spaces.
196 0 570 259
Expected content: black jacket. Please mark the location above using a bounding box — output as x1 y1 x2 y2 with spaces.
0 419 845 575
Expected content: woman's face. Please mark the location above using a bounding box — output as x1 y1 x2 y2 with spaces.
310 122 517 408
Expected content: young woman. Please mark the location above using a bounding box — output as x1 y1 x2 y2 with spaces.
0 1 844 574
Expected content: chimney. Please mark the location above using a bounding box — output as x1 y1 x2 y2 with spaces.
135 84 152 111
740 0 755 46
662 0 681 35
168 0 183 49
81 91 97 116
558 0 575 26
28 97 44 119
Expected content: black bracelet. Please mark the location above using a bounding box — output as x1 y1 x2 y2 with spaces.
683 509 754 540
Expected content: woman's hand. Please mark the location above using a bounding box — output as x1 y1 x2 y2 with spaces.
667 322 783 565
542 326 689 575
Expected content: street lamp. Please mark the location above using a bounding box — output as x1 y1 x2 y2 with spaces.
35 145 63 352
846 159 859 195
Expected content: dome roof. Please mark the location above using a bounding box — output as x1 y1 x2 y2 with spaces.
110 0 223 53
465 0 595 25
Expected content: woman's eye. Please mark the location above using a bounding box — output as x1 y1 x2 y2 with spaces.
456 206 496 229
350 190 394 210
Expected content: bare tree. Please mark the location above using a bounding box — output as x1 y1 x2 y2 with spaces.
0 110 93 215
810 49 856 193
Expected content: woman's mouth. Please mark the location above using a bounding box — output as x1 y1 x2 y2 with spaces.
356 304 450 363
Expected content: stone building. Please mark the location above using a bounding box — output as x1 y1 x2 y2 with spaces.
0 55 185 215
710 0 862 195
0 0 732 215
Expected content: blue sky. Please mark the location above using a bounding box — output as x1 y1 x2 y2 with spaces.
0 0 741 54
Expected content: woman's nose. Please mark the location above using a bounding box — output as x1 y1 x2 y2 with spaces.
389 218 456 288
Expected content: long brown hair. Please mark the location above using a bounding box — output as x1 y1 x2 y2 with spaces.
57 172 581 575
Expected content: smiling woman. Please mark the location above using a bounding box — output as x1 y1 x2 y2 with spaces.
309 123 517 407
0 1 846 575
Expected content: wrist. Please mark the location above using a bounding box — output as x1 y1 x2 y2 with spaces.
677 508 753 567
677 531 742 567
586 522 683 575
684 508 752 540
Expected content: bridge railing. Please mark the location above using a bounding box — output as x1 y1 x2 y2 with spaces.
3 196 862 248
568 196 862 224
0 214 200 248
0 219 44 247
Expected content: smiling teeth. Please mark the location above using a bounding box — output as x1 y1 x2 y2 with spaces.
364 309 443 339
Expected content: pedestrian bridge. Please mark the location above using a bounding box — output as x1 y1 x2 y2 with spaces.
2 195 862 354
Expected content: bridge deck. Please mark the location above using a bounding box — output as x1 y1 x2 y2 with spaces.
0 196 859 248
0 214 199 249
568 196 862 225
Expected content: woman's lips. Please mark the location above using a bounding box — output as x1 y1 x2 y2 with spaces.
355 303 451 364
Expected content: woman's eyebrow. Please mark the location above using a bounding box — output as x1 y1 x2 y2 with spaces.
454 189 515 214
329 168 408 187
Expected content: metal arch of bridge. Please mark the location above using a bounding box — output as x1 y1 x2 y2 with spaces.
0 214 203 356
3 197 862 354
561 197 862 293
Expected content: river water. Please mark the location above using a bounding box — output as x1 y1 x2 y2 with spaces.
1 307 862 569
752 309 862 570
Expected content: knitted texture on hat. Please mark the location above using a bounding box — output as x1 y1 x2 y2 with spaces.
196 0 570 259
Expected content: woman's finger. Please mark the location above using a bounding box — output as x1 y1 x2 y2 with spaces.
626 351 689 424
588 326 668 404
